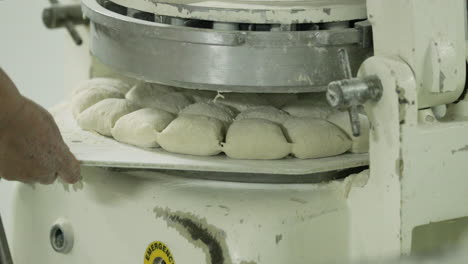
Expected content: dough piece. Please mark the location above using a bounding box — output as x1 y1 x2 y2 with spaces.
136 92 193 114
77 98 139 136
111 108 175 148
72 78 132 95
282 92 335 118
283 117 352 159
282 100 334 119
125 82 176 106
71 87 123 118
236 106 290 124
215 93 270 112
327 112 370 153
263 93 299 108
223 119 291 160
158 114 224 156
182 89 217 103
180 102 236 126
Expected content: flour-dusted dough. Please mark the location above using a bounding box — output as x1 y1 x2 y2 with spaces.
215 93 270 112
282 101 333 119
181 89 217 103
180 102 236 126
125 82 176 107
138 92 193 114
236 106 290 124
157 114 224 156
282 92 335 119
71 87 124 118
327 112 370 153
111 108 175 148
77 98 140 136
283 117 351 159
223 119 291 160
72 78 132 96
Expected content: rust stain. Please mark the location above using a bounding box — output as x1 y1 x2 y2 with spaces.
323 8 331 15
452 145 468 155
275 234 283 244
290 197 307 204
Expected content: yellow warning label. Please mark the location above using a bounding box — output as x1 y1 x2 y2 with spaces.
144 241 175 264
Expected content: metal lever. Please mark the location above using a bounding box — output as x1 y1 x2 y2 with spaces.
326 48 383 137
42 0 87 46
0 214 13 264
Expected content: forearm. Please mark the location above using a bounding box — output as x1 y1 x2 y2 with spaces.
0 68 25 125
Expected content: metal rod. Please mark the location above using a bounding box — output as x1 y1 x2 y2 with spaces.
0 215 13 264
64 20 83 45
348 106 361 137
338 48 353 79
47 0 83 46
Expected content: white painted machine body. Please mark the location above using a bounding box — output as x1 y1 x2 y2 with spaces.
5 0 468 263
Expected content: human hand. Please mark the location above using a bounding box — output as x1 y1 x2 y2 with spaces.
0 89 81 184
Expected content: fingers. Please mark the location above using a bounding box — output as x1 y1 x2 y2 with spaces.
55 145 81 184
36 172 58 185
0 97 82 185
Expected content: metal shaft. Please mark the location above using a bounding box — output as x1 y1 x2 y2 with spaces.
64 20 83 45
348 106 361 137
327 48 383 137
0 215 13 264
338 48 353 79
45 0 84 46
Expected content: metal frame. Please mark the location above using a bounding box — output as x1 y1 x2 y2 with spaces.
82 0 372 93
110 0 367 24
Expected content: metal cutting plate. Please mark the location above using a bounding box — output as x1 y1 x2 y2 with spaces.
53 103 369 175
82 0 372 93
110 0 367 24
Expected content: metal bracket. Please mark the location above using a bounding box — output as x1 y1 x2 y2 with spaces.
355 20 373 49
327 48 383 136
42 0 88 45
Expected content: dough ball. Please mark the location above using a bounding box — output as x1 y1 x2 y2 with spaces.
283 117 352 159
77 98 140 136
158 114 224 156
111 108 175 148
223 119 291 160
215 93 270 112
263 93 299 108
282 100 335 119
142 92 193 114
180 102 236 125
181 89 217 103
71 87 123 118
236 106 290 124
327 112 370 153
125 82 176 107
282 92 335 118
72 78 132 96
